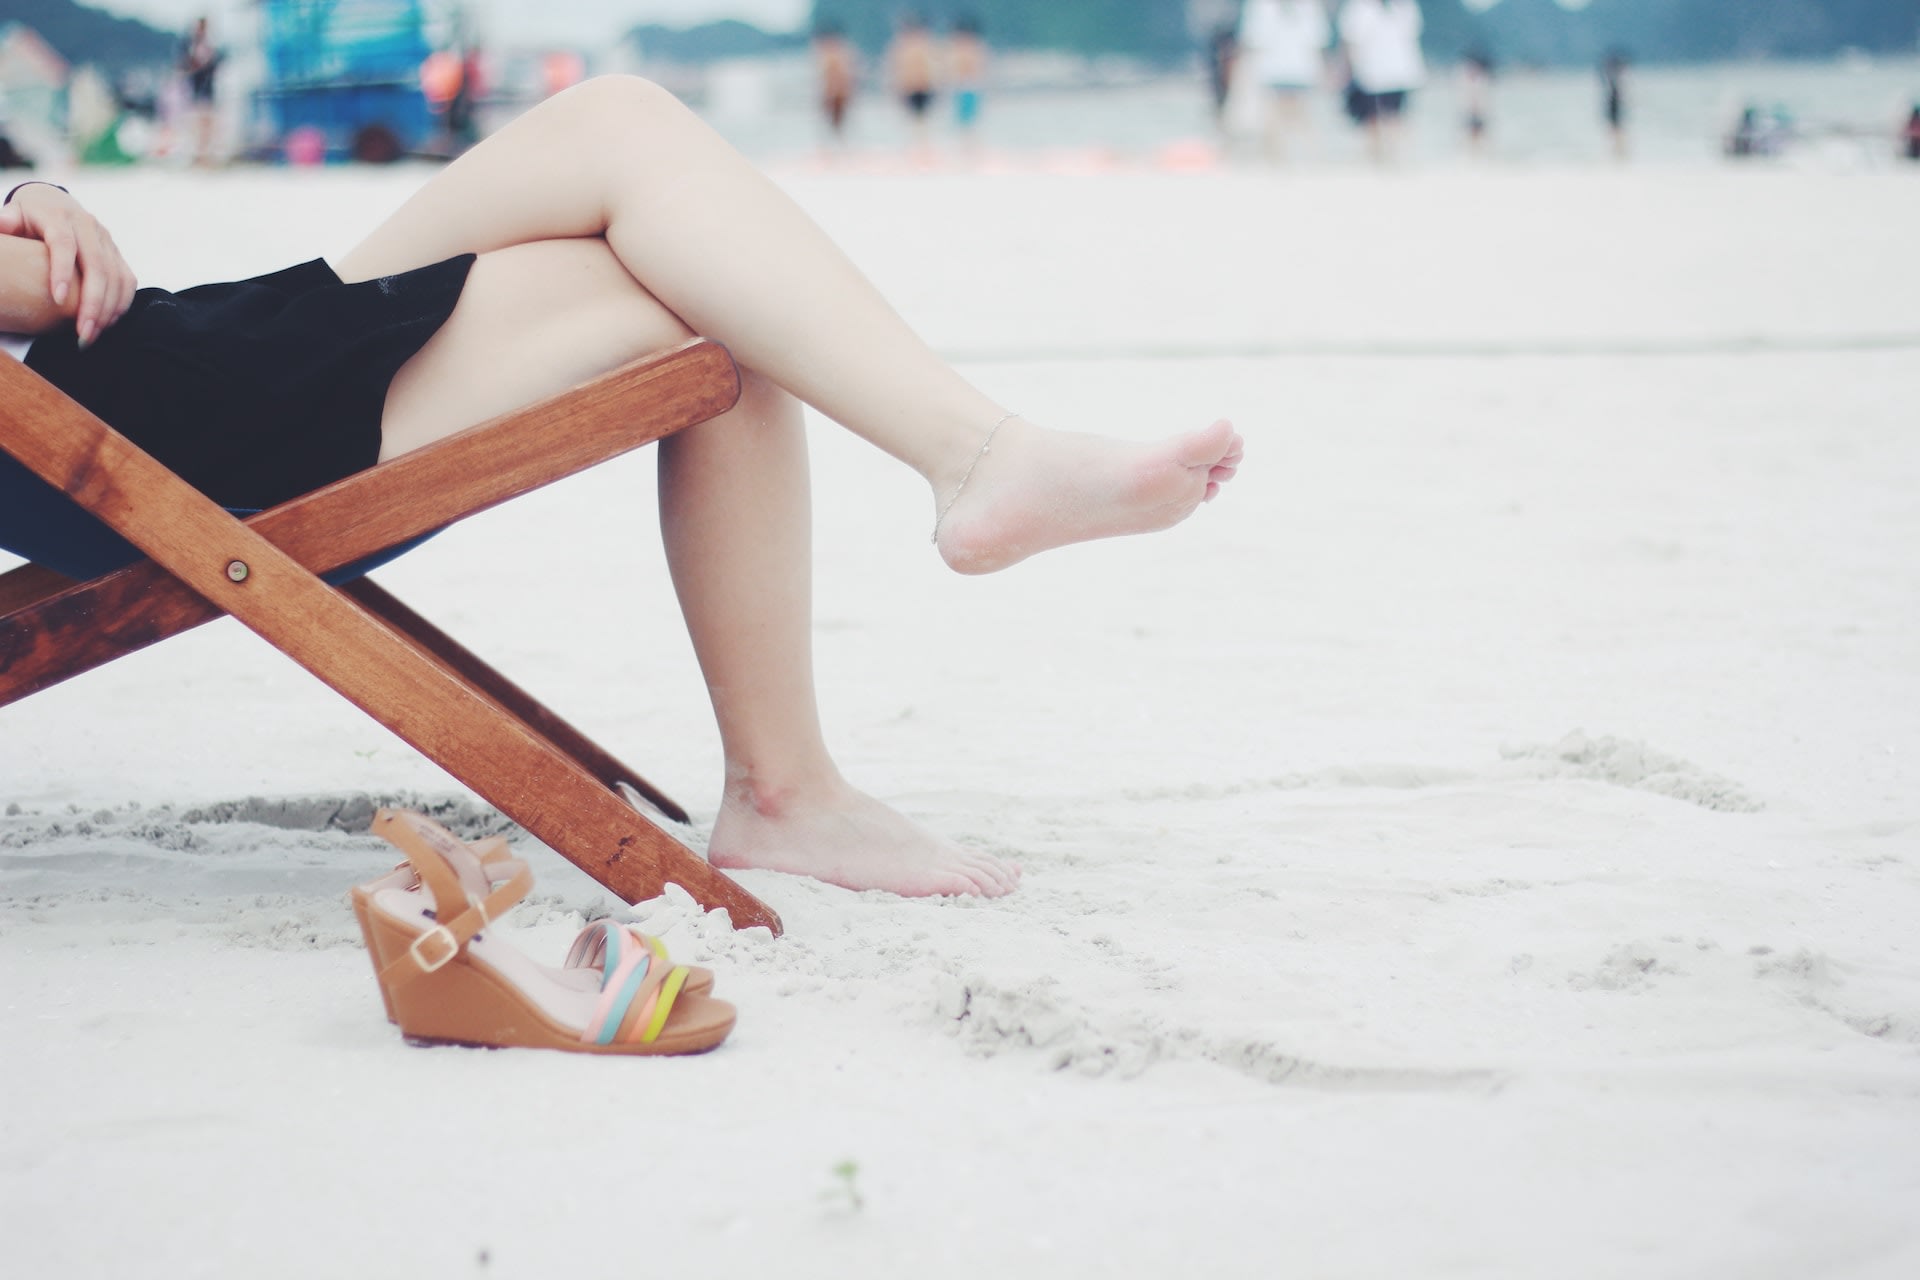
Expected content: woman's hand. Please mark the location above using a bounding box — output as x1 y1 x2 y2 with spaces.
0 184 137 346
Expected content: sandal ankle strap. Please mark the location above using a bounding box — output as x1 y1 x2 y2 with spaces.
369 809 534 991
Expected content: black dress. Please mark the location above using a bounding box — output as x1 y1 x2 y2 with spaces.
3 254 473 578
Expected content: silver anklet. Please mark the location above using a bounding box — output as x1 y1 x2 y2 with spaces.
932 411 1017 544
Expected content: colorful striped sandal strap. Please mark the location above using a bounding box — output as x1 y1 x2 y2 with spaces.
564 919 673 974
577 920 695 1047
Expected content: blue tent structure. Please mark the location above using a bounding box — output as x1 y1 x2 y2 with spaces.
256 0 436 161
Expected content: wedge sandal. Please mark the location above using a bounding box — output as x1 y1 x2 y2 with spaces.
348 830 716 1025
352 809 735 1055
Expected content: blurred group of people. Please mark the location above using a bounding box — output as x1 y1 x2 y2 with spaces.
812 14 989 155
1211 0 1640 164
1215 0 1430 163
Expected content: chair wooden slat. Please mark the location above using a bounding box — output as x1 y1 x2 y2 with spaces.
342 578 690 824
1 340 738 704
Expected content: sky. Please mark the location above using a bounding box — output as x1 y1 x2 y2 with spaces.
93 2 813 48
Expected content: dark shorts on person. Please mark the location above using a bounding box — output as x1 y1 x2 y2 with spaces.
1369 90 1408 119
904 90 933 117
4 254 473 577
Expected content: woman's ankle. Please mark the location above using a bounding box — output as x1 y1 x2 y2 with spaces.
718 762 847 820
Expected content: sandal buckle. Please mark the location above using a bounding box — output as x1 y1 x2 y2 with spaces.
408 925 460 974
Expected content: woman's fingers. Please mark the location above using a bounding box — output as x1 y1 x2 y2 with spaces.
88 228 137 338
5 185 138 342
112 235 138 324
76 226 112 346
41 221 77 311
112 260 136 328
77 223 136 345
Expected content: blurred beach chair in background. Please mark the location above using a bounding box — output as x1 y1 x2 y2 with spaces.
0 339 784 934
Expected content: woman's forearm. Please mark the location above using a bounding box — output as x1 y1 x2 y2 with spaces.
0 233 79 335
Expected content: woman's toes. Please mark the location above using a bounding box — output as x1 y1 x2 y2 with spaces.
964 849 1018 883
976 872 1014 897
936 872 984 897
1177 419 1237 467
966 857 1018 895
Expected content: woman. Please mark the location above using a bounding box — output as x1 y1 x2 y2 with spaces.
1237 0 1330 163
0 76 1243 902
1337 0 1424 163
178 16 223 166
887 14 938 151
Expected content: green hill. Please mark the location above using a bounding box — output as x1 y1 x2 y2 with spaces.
623 19 809 63
1423 0 1920 65
802 0 1920 65
810 1 1192 64
4 0 176 73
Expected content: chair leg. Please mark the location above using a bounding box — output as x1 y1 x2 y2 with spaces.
342 577 691 823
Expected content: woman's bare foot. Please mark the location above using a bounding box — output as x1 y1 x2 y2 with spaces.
934 418 1244 575
708 778 1021 898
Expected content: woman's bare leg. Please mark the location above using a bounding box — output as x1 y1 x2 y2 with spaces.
338 75 1242 573
379 238 1017 895
656 366 1017 896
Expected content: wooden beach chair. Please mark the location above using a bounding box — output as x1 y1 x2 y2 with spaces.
0 339 783 935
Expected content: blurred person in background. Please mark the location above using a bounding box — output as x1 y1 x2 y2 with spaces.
1903 104 1920 162
1460 48 1493 159
1237 0 1331 163
1206 22 1239 133
888 13 938 154
1338 0 1424 163
813 21 858 147
423 44 491 156
178 16 223 166
542 52 586 100
1725 102 1792 159
948 16 988 154
1600 49 1629 161
446 44 486 151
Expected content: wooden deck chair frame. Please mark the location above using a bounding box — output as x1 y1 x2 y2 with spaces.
0 339 782 934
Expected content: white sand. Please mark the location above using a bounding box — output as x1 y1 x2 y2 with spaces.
4 160 1919 1278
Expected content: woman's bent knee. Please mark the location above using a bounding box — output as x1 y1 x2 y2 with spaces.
560 74 690 127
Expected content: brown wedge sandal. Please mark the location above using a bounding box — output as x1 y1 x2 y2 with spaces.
348 830 716 1025
352 809 735 1055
